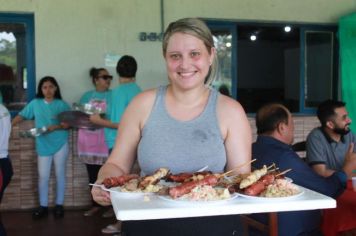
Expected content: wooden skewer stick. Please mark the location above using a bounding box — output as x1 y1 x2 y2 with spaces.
267 163 276 170
275 168 292 177
222 159 257 177
268 167 279 173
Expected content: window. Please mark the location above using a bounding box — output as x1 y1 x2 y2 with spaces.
0 13 35 114
209 22 236 98
207 21 338 114
302 30 336 111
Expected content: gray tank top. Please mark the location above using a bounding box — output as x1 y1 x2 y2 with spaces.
137 86 226 175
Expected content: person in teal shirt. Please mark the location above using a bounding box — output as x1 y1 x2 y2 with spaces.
89 55 142 234
12 76 70 220
90 55 142 150
78 67 112 217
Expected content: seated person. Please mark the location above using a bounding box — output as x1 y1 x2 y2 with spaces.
306 100 356 177
249 103 356 236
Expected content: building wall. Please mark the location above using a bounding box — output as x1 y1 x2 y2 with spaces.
0 0 355 104
0 0 352 210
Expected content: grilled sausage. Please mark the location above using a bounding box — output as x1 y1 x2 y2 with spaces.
166 173 193 183
102 174 139 188
166 171 212 183
169 175 218 199
243 174 275 196
244 181 266 196
260 174 275 186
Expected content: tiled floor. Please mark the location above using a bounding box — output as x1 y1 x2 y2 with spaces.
2 207 117 236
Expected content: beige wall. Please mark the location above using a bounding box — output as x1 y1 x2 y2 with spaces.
0 0 355 104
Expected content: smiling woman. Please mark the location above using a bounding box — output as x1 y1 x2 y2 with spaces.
91 17 252 236
164 32 214 92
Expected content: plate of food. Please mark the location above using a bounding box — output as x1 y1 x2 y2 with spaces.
158 185 238 205
90 182 158 198
237 179 303 201
109 186 157 198
223 165 302 201
100 168 171 197
90 184 119 193
158 172 240 205
284 177 293 183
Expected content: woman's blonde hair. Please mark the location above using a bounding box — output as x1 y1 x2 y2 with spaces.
162 18 218 86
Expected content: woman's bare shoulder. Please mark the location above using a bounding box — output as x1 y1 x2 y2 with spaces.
215 94 250 140
125 88 158 125
217 94 246 116
132 88 157 108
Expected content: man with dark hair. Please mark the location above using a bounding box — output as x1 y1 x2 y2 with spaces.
116 55 137 78
306 99 356 177
249 103 356 236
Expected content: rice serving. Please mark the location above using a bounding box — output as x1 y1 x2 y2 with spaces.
261 179 300 197
181 185 231 201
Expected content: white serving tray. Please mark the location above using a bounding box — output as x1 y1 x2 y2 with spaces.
110 185 336 221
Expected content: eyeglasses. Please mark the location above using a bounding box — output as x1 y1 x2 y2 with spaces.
98 75 113 80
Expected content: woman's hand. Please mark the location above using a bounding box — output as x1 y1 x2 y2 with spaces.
89 114 102 124
47 124 58 132
91 182 112 206
89 114 118 129
60 122 70 129
47 122 69 132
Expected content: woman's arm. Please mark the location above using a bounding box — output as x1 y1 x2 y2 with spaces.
217 95 252 175
47 122 70 132
89 114 118 129
11 114 24 127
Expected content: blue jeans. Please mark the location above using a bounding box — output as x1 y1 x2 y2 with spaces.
38 142 69 206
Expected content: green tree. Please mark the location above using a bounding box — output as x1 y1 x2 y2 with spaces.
0 38 17 70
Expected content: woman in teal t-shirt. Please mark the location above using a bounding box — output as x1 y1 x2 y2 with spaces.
78 67 111 217
12 76 70 219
